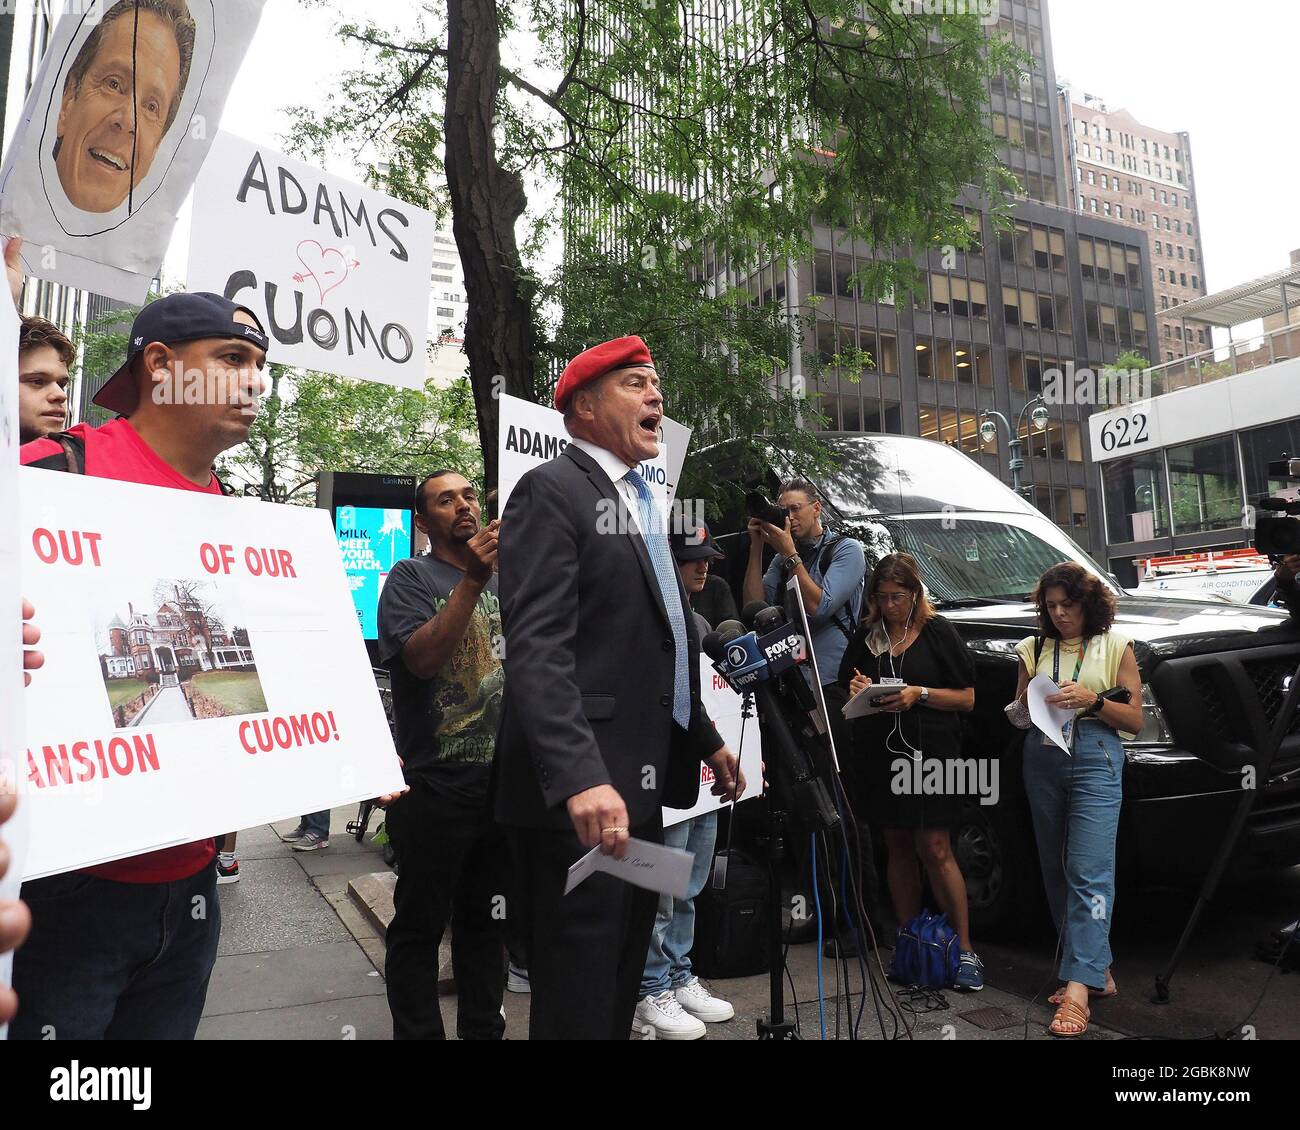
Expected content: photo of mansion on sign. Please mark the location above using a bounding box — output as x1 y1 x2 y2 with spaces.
101 587 254 682
96 580 267 728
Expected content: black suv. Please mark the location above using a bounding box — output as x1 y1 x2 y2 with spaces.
701 433 1300 934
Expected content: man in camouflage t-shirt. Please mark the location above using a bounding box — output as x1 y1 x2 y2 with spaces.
377 469 507 1040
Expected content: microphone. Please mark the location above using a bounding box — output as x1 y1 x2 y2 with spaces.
702 622 743 663
705 607 838 832
740 600 769 630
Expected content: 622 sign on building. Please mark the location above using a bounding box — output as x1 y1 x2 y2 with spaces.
1097 408 1156 455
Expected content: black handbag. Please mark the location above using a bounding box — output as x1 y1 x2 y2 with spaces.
692 849 771 979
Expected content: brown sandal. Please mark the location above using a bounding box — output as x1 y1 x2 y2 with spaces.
1048 996 1089 1038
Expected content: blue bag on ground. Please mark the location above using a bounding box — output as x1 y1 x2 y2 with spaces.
893 908 960 988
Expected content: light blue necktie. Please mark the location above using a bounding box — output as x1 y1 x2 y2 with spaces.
624 469 691 727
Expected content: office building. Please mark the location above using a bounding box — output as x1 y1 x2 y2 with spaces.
1059 87 1207 362
563 0 1156 556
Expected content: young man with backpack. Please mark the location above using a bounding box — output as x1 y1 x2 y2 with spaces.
13 292 269 1039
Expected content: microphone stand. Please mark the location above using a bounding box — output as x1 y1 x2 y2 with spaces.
736 684 801 1041
727 688 798 1039
757 795 798 1040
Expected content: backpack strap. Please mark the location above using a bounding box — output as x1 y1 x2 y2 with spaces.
28 431 235 499
25 431 86 474
1033 634 1044 665
814 533 859 644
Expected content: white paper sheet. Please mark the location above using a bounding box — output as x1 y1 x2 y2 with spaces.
1027 673 1077 753
563 838 694 900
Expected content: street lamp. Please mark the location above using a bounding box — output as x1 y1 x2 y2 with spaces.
980 396 1050 497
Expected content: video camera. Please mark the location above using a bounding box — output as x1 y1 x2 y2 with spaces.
745 490 788 529
1254 457 1300 559
702 601 840 833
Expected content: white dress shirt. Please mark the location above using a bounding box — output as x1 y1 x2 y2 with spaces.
567 436 648 536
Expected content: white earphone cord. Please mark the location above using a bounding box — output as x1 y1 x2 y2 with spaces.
883 596 922 760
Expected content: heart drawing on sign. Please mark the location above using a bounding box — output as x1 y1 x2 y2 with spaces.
292 240 360 305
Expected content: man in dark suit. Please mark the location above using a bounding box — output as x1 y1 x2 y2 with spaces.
495 335 744 1040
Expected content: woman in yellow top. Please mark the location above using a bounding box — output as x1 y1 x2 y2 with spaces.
1011 563 1143 1037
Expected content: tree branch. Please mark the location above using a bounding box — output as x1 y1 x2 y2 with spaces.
554 0 586 100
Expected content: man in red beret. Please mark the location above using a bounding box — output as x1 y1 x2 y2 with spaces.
495 335 744 1040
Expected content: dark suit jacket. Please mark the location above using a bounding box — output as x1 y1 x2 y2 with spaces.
494 444 724 829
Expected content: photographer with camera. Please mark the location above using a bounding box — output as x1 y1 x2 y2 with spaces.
743 478 866 689
1272 555 1300 620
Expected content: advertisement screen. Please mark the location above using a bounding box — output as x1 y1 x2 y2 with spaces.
334 505 413 638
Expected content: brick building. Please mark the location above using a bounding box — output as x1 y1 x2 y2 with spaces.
1059 87 1207 363
101 586 253 685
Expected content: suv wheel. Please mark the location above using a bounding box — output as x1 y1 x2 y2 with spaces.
955 797 1043 938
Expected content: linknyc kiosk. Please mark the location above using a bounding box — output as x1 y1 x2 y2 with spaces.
318 471 419 665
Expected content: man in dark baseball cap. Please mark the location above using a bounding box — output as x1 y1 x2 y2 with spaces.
12 291 270 1041
671 520 739 635
93 291 270 416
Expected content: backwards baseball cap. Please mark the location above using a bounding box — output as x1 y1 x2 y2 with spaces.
670 520 725 562
92 292 271 416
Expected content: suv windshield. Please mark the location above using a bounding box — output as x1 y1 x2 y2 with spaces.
837 514 1105 604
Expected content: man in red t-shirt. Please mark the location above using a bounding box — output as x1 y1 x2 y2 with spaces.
12 291 269 1040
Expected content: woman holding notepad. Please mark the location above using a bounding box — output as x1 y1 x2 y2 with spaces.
837 553 983 992
1008 563 1144 1038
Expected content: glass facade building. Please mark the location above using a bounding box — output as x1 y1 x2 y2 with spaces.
798 0 1155 557
564 0 1157 558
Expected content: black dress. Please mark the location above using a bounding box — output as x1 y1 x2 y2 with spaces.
837 615 975 830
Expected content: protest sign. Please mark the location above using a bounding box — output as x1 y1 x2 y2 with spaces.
187 132 437 389
0 0 266 303
497 393 686 516
17 468 404 879
0 301 21 1035
663 656 762 827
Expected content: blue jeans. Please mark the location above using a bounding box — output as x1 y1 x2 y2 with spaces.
303 809 330 837
641 812 717 997
11 865 220 1039
1023 720 1123 990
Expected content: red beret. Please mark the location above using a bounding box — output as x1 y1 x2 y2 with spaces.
554 335 654 414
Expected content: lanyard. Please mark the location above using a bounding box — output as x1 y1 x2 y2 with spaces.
1052 638 1088 686
1049 638 1089 750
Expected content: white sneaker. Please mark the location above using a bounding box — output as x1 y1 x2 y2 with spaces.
633 990 706 1040
507 963 530 994
674 976 735 1023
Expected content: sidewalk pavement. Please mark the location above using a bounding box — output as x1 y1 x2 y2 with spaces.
198 806 392 1040
201 807 1120 1041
